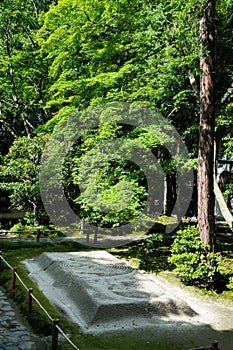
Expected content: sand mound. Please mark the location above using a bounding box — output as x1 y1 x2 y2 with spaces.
24 251 197 333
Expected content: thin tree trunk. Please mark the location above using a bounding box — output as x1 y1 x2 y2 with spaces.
198 0 216 251
163 173 177 216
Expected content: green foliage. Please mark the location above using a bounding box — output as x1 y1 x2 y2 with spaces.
37 0 201 150
0 134 49 225
0 0 233 234
8 211 63 238
53 104 171 229
169 226 221 289
72 151 148 227
224 183 233 199
10 222 25 234
227 276 233 290
36 0 233 161
0 0 51 150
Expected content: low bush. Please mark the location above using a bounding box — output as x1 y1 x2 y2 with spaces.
10 222 25 234
9 222 64 239
169 225 221 290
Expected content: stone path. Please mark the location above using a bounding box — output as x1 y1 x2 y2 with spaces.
0 288 44 350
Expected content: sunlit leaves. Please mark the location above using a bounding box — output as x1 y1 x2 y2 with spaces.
0 135 48 215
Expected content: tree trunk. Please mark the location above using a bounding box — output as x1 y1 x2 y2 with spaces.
198 0 216 251
163 173 177 216
33 198 39 227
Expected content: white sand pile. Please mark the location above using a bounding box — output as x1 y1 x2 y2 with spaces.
24 251 196 330
23 251 233 349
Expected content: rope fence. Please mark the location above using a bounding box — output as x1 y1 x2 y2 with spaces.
0 251 80 350
0 229 60 242
0 228 97 244
56 324 80 350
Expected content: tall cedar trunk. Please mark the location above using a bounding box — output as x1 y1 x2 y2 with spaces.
198 0 216 251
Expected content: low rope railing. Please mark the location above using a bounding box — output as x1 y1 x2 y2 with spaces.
56 324 80 350
0 228 96 244
0 229 60 242
0 251 80 350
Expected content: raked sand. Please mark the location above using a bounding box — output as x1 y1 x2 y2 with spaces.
24 251 233 349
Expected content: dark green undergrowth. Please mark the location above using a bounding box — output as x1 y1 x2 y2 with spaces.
109 233 174 273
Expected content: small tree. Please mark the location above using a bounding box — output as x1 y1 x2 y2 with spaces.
0 134 48 226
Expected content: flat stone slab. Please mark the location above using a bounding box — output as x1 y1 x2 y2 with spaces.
24 251 198 332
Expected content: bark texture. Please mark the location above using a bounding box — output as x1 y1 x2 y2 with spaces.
198 0 216 250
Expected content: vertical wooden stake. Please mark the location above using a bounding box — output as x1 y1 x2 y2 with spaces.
28 288 33 314
94 231 97 244
36 229 40 242
210 341 219 349
51 318 59 350
11 267 17 290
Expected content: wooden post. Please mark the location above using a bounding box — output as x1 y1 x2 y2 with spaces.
36 229 40 242
28 288 33 314
210 341 219 350
51 318 59 350
80 219 84 234
94 230 97 244
94 233 97 244
11 267 17 289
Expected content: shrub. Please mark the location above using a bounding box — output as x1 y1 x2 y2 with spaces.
10 222 26 235
169 225 221 289
9 222 63 239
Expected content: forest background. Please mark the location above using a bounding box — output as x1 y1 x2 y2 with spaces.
0 0 232 240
